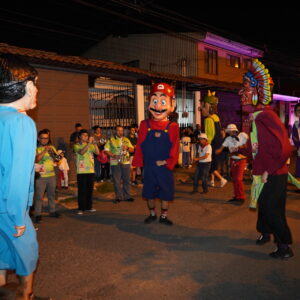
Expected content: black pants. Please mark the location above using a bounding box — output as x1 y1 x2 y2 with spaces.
100 163 110 180
256 173 292 244
77 173 95 211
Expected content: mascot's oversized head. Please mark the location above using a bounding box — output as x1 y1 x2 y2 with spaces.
149 82 176 121
200 90 219 117
239 59 273 113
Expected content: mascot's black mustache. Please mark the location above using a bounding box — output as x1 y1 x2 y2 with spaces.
150 107 167 113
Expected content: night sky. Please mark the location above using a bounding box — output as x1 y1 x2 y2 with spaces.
0 1 299 58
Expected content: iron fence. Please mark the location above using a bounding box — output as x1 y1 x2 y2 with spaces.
89 80 136 136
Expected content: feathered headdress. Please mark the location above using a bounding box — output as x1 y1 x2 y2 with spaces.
243 59 273 106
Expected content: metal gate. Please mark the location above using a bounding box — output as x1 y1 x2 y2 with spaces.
89 79 136 133
176 88 195 127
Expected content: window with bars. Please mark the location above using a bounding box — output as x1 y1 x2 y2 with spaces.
204 48 218 75
176 89 195 127
89 80 136 132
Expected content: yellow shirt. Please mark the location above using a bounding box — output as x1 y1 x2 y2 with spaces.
104 136 133 166
74 143 97 174
36 145 57 177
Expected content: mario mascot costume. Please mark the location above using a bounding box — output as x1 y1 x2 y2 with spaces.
133 83 179 225
240 59 293 259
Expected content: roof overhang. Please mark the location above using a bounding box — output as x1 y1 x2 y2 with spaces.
1 42 241 92
273 94 300 102
202 32 263 57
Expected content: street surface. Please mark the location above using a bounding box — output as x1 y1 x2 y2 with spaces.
11 166 300 300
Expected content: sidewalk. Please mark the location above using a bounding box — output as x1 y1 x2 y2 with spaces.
55 165 240 210
56 159 300 211
33 162 300 300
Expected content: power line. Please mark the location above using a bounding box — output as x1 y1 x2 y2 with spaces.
0 17 101 42
109 0 264 50
109 0 207 33
0 7 102 38
71 0 202 44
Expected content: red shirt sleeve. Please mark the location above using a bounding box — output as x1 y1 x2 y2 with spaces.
132 120 147 167
252 108 292 175
165 122 180 170
132 120 179 170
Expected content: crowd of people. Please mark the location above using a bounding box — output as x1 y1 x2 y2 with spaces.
1 54 299 299
28 105 300 232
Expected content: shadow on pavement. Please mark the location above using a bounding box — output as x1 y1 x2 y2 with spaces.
286 209 300 220
192 274 300 300
66 210 269 261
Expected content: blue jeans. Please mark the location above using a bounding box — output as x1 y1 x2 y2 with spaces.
182 152 190 167
220 151 230 178
111 164 131 200
193 162 211 192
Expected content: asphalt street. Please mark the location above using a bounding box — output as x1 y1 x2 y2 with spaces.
8 166 300 300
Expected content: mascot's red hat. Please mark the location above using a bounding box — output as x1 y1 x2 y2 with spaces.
150 83 175 98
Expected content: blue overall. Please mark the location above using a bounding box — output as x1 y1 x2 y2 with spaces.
141 120 174 201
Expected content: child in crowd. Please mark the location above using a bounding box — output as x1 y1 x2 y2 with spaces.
57 150 69 189
219 128 230 180
192 133 212 194
97 145 110 182
181 132 191 168
216 124 249 205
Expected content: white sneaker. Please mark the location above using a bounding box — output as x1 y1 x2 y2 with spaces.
86 208 96 212
208 181 215 187
220 178 228 187
77 210 83 215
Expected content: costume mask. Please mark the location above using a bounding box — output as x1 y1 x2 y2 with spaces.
239 59 273 107
149 83 175 121
200 90 218 116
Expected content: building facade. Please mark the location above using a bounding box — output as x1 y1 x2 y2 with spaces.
83 31 263 128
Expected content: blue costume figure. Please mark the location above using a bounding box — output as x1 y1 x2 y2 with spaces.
133 83 179 225
0 54 41 299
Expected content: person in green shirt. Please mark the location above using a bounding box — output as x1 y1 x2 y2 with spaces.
105 125 134 203
34 129 61 223
74 129 99 214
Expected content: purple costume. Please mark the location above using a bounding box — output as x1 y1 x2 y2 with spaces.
292 120 300 177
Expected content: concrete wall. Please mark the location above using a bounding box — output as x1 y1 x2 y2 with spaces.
197 42 251 84
28 68 90 181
